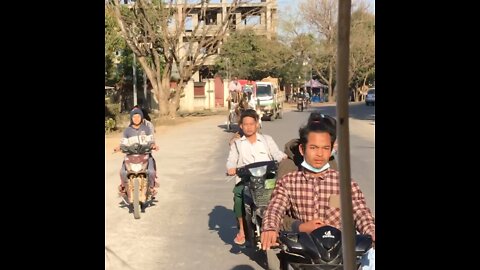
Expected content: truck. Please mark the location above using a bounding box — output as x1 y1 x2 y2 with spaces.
255 76 285 121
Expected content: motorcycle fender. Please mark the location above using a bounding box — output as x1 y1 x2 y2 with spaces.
243 188 254 206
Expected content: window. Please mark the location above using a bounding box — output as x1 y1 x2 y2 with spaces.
205 11 218 25
185 16 193 32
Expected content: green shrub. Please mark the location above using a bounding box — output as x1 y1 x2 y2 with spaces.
105 118 116 134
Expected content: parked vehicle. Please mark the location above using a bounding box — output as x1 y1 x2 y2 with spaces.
365 88 375 106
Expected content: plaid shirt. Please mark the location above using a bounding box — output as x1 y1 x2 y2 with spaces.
262 169 375 236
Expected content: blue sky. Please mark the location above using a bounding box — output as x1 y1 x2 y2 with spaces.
277 0 375 14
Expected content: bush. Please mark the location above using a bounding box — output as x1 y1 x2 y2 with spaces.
105 104 121 134
105 104 120 119
105 118 116 134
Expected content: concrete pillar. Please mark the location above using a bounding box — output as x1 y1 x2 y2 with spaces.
224 79 230 108
266 5 271 39
206 79 215 110
193 70 200 82
179 79 195 113
192 14 198 29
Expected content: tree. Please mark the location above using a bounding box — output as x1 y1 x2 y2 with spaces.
115 48 151 112
349 3 375 101
215 30 259 79
276 9 313 89
299 0 338 101
216 30 292 81
106 0 257 118
297 0 374 102
105 8 126 86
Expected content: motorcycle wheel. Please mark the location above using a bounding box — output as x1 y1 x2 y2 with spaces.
227 113 232 131
278 107 283 119
133 178 141 219
270 109 276 122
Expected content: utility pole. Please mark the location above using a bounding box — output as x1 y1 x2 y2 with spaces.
133 53 138 106
143 71 147 109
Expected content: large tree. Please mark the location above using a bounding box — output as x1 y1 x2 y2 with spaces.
297 0 374 102
299 0 338 101
215 30 292 81
349 3 375 101
276 9 313 89
105 8 126 86
107 0 257 118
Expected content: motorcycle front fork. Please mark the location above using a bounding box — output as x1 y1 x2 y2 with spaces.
126 175 149 203
250 210 263 249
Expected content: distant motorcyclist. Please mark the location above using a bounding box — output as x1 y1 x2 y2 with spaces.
117 108 158 196
228 77 242 103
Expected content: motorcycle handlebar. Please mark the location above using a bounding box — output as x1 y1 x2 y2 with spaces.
225 167 248 177
226 161 278 177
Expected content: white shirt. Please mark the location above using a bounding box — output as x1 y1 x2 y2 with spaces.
229 80 242 92
226 133 287 184
239 137 272 165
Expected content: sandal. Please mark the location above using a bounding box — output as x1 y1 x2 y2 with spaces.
234 233 246 245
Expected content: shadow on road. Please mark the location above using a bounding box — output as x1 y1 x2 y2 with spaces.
118 197 158 214
218 124 241 133
230 265 256 270
306 102 375 122
208 205 236 245
208 205 267 269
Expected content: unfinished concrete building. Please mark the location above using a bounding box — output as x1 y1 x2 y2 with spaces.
175 0 279 110
119 0 277 80
177 0 278 81
117 0 278 111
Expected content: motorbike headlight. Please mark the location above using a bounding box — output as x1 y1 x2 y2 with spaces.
249 165 267 177
131 163 142 172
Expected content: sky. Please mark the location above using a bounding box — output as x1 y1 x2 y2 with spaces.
277 0 375 15
276 0 374 37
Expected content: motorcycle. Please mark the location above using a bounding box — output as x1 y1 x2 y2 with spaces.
236 160 278 249
119 142 155 219
276 225 372 270
227 98 263 131
226 99 239 131
297 97 307 112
